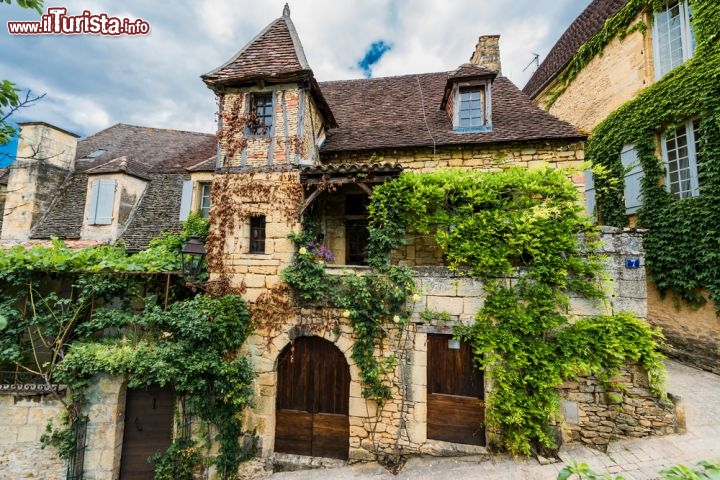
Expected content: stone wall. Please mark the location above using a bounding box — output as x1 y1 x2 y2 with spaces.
558 364 683 449
647 281 720 374
0 375 126 480
238 225 658 467
219 85 324 169
0 393 66 480
532 11 651 133
321 140 585 188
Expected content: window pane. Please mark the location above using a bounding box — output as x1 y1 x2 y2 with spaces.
200 183 212 218
458 87 484 129
664 121 699 199
250 215 266 253
654 1 694 78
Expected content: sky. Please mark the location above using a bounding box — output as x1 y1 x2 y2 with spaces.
0 0 592 160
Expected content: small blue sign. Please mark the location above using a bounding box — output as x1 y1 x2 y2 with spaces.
625 258 640 269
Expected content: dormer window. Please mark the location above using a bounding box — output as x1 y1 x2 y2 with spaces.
441 65 494 134
248 93 274 135
452 81 491 132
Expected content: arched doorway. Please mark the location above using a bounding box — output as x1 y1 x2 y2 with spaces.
274 336 350 460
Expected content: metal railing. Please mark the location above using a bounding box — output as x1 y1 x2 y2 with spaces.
0 371 63 394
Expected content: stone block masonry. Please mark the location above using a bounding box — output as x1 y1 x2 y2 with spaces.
0 393 66 480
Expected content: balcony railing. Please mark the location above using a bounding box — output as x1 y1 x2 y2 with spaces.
0 371 64 394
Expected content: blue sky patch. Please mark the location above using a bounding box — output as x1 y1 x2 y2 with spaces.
358 40 393 78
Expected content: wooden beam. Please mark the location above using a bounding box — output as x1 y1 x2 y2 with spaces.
298 189 322 220
356 182 373 195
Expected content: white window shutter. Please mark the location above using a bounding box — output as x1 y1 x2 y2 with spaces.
179 180 193 221
584 169 596 219
94 180 116 225
621 145 643 214
88 180 100 223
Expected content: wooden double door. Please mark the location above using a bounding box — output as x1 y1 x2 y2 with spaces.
427 334 486 446
275 337 350 459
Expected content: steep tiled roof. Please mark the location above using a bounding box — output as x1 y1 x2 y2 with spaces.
319 72 584 153
448 63 496 81
84 156 152 180
31 124 211 243
201 7 337 128
31 174 89 240
523 0 628 99
201 12 309 86
120 173 188 250
75 124 214 173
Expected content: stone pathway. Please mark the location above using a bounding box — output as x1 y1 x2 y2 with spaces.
265 360 720 480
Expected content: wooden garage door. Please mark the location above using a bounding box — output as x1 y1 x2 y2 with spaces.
275 337 350 459
427 334 485 446
120 385 174 480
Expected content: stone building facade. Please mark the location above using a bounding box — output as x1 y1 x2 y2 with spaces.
0 4 687 479
524 0 720 374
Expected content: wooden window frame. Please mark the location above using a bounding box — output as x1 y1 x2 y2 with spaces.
249 215 266 254
247 93 274 136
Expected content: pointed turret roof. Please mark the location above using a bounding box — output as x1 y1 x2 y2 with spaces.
202 5 310 86
202 4 336 127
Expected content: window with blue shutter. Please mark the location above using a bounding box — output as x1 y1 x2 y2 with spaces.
621 145 643 214
584 169 596 219
88 179 116 225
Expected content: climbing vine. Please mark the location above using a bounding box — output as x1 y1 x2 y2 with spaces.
282 226 415 405
283 167 667 456
582 0 720 309
0 216 257 479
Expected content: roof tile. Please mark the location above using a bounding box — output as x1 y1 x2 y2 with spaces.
319 72 583 153
523 0 627 98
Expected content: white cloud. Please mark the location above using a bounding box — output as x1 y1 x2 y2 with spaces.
0 0 592 136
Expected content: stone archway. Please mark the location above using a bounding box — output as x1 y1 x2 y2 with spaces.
274 336 350 459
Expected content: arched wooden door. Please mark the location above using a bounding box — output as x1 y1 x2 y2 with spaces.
275 337 350 459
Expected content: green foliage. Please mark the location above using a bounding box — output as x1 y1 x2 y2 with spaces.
0 225 248 478
583 0 720 310
1 0 44 14
285 168 666 455
53 295 254 477
558 460 720 480
282 229 414 404
150 438 202 480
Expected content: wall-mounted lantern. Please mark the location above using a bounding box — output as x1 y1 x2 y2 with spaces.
181 236 206 280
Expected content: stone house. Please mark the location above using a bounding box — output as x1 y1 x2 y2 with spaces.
523 0 720 373
0 121 217 247
0 4 684 479
196 4 678 468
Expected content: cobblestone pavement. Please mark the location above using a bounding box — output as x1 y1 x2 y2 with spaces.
267 360 720 480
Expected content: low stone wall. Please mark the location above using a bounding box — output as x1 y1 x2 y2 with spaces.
558 364 683 450
0 393 66 480
0 374 125 480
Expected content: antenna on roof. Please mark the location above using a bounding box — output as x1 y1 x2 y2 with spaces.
523 53 540 72
283 3 290 17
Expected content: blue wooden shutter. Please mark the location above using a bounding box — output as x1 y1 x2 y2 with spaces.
621 145 643 214
93 180 116 225
584 169 596 219
179 180 193 221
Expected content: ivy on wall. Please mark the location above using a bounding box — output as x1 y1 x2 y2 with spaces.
284 168 667 456
581 0 720 309
0 217 256 479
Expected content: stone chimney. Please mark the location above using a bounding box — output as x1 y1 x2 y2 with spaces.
1 122 78 241
470 35 501 74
